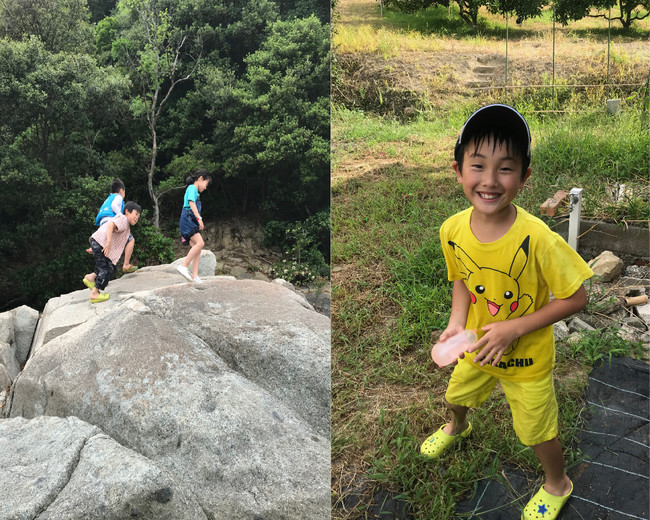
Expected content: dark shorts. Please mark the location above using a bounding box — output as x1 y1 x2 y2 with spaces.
179 207 200 242
90 239 116 290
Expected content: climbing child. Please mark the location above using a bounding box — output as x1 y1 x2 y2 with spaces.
83 201 142 303
420 104 593 520
87 178 138 273
176 169 211 283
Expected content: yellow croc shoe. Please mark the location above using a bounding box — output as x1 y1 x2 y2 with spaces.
82 277 95 289
521 480 573 520
90 293 110 304
420 422 472 459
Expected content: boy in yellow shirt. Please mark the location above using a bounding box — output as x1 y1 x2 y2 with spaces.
421 105 593 520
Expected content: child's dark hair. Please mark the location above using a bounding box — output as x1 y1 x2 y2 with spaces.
124 201 142 214
454 104 531 180
111 178 126 193
185 169 212 186
456 131 529 180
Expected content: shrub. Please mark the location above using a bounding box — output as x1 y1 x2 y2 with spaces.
263 210 330 284
131 210 175 265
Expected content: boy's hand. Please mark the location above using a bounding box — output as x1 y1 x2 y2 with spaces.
468 321 520 367
436 324 468 366
198 220 204 231
438 324 465 343
102 241 111 255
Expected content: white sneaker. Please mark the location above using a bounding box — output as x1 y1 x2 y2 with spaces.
192 276 204 284
176 264 193 281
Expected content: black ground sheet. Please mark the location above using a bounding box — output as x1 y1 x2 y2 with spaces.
456 356 649 519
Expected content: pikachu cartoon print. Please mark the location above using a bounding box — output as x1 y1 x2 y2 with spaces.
447 236 534 356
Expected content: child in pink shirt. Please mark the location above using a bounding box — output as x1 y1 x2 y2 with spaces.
82 202 141 303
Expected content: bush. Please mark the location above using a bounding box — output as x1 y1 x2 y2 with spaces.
131 210 175 265
263 210 330 284
270 259 320 285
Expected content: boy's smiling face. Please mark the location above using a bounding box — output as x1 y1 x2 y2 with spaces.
453 136 531 221
126 210 140 226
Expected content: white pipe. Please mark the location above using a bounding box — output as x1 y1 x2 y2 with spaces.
568 187 583 251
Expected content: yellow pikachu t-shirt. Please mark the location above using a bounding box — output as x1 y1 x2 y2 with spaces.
440 205 593 382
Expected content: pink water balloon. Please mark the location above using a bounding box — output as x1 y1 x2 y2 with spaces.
431 329 477 367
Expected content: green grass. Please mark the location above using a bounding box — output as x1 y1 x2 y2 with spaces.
331 102 649 519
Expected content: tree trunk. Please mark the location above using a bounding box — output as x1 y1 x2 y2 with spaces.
148 114 160 229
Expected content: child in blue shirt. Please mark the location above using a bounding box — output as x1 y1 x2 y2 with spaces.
176 169 212 283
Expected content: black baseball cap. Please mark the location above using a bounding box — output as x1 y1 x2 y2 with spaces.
454 104 531 168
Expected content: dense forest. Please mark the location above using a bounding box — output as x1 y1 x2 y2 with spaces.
0 0 330 311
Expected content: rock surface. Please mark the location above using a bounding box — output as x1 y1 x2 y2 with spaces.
588 250 623 282
0 415 205 520
2 259 330 519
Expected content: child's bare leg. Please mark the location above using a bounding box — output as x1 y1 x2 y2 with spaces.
531 437 572 496
443 402 470 435
123 238 135 268
89 286 101 299
183 234 204 278
85 273 97 282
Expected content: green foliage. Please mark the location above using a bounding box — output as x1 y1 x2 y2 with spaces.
173 15 330 220
553 0 650 29
565 328 646 363
0 0 95 53
96 16 118 60
379 0 649 28
382 0 546 25
270 258 320 285
130 210 175 264
264 210 330 284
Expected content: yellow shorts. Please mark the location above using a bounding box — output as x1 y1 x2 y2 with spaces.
445 358 558 446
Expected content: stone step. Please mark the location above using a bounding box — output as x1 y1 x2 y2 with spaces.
473 65 497 74
465 80 492 88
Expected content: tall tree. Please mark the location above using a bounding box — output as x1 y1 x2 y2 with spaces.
553 0 649 29
113 0 201 228
223 15 330 218
0 37 131 309
0 0 94 52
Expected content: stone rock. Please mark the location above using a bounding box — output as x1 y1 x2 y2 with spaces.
0 415 205 520
594 298 623 315
622 316 647 331
625 286 647 297
588 251 623 282
5 269 330 520
253 271 271 282
0 363 12 391
553 321 570 342
12 305 39 365
636 303 650 324
569 317 597 333
273 278 296 291
230 265 248 277
624 265 650 279
0 306 38 390
617 325 643 343
566 332 582 345
170 249 217 277
0 312 13 344
0 342 20 384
